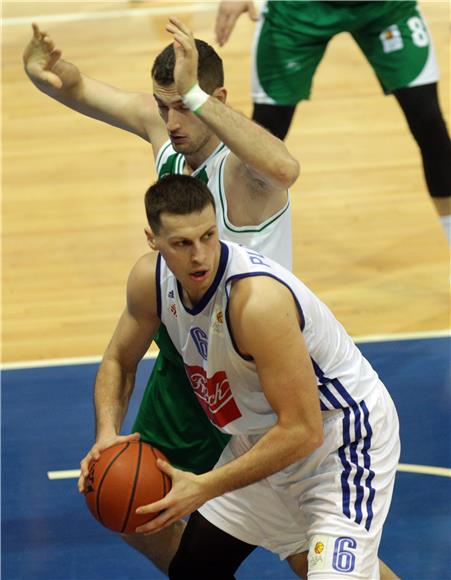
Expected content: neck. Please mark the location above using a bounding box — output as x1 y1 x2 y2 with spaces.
183 135 221 173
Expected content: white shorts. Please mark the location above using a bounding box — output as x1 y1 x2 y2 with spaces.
199 385 400 578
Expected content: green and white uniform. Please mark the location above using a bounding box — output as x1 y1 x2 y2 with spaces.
252 0 439 105
132 140 291 473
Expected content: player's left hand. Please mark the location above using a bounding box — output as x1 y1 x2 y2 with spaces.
165 17 198 97
134 458 211 534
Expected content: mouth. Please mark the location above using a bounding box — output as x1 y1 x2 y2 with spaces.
170 134 186 144
189 269 208 283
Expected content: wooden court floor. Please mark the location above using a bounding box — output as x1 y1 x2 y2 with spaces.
2 1 450 363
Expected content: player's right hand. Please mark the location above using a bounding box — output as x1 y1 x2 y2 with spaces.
77 432 140 493
215 1 258 47
23 23 63 89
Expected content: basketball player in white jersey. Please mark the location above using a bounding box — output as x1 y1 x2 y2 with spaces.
79 174 400 578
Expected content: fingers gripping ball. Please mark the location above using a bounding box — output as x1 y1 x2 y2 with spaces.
84 441 171 533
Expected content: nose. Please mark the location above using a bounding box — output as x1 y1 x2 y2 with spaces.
166 108 181 133
191 241 205 264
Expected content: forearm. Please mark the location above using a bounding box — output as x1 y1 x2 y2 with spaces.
197 97 299 188
94 356 136 440
200 422 322 499
26 59 154 139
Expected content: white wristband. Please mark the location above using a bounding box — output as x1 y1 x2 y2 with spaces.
182 83 209 113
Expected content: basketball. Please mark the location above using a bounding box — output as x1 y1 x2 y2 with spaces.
84 441 171 534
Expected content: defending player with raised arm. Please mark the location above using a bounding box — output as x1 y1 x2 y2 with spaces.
79 175 399 579
23 18 299 225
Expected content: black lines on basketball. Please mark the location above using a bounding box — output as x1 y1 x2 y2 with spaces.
95 442 130 526
121 441 142 534
84 441 172 533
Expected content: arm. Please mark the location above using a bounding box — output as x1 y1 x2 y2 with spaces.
203 277 323 489
168 17 299 191
78 252 160 492
136 276 323 532
215 1 258 47
23 23 167 154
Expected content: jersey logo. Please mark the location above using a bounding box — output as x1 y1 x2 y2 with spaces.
185 365 242 428
379 25 403 53
168 290 174 299
190 327 208 360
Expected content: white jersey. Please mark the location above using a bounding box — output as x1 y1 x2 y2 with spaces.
158 241 400 568
157 240 385 436
156 140 292 269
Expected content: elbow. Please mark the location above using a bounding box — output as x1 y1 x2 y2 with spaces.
276 157 300 189
300 423 324 456
310 426 324 452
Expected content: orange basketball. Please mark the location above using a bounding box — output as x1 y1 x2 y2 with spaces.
84 441 171 534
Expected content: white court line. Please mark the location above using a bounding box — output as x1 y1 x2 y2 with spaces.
352 329 450 344
2 3 216 27
396 464 451 478
47 462 451 480
1 351 158 370
48 469 81 480
2 329 449 370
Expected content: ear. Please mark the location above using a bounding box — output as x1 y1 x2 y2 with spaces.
212 86 227 104
144 226 158 251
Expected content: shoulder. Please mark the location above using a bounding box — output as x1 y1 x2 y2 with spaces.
229 275 296 321
126 252 159 318
228 275 300 357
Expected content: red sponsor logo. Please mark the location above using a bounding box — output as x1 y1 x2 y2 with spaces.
185 365 241 428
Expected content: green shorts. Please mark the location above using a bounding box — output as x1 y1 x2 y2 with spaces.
252 0 439 105
132 324 230 474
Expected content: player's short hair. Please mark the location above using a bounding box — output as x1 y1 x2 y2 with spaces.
152 39 224 94
145 174 216 234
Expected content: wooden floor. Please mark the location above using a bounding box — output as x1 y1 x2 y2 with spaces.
2 1 450 362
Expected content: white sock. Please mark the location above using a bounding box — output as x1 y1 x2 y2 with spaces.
440 215 451 243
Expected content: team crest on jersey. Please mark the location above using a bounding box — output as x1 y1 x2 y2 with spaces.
185 365 242 427
168 303 177 317
190 327 208 359
379 25 403 53
308 536 328 571
211 305 225 336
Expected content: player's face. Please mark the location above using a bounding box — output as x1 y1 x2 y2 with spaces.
153 81 212 155
149 204 220 306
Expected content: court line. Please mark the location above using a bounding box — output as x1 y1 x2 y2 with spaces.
2 3 216 27
2 351 157 370
2 329 449 370
47 462 451 480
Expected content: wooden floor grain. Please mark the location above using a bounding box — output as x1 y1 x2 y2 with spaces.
2 1 449 361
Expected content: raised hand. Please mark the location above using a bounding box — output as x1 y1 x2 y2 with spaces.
165 17 199 96
23 23 63 89
215 1 258 47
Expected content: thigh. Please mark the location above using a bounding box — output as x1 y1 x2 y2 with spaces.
252 1 333 104
352 1 439 92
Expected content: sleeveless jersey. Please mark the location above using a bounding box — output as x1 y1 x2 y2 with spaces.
156 140 292 270
157 241 384 436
